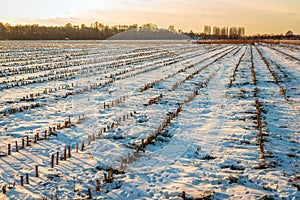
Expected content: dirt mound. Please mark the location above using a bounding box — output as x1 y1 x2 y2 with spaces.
107 28 191 40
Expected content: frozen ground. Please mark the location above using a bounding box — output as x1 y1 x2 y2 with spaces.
0 41 299 199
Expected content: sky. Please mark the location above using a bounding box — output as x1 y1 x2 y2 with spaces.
0 0 299 35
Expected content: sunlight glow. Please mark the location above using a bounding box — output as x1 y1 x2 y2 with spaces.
0 0 299 34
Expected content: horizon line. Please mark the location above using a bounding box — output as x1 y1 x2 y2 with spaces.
1 21 299 37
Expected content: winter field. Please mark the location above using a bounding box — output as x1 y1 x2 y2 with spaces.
0 41 299 199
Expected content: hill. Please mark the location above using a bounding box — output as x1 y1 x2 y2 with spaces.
107 27 191 40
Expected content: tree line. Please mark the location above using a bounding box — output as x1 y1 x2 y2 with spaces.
203 25 245 39
0 22 192 40
201 25 299 40
0 22 298 40
0 22 140 40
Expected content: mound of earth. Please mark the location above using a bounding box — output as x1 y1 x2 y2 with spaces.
107 28 191 40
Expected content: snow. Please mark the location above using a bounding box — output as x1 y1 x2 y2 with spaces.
0 41 299 199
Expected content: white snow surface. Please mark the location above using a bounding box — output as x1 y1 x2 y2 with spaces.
0 41 299 199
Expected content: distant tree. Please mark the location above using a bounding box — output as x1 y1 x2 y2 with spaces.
238 27 245 37
142 23 158 30
286 30 293 37
168 25 176 32
0 22 6 39
212 26 221 36
64 23 72 29
92 22 105 30
129 24 138 30
204 25 211 35
229 27 238 38
92 21 98 29
220 27 228 38
185 30 196 39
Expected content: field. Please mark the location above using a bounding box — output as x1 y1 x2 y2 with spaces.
0 41 299 199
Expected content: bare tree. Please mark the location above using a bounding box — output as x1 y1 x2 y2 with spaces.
213 26 221 36
220 27 228 37
204 25 211 35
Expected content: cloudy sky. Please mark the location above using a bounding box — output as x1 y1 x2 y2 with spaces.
0 0 299 35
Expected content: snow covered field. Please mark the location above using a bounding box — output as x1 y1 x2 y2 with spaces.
0 41 299 199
